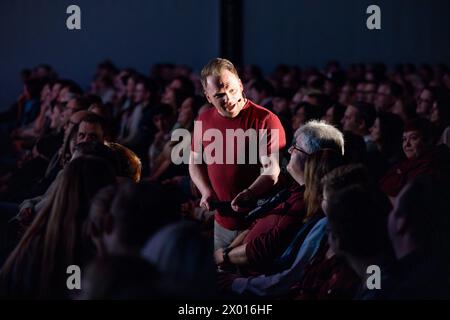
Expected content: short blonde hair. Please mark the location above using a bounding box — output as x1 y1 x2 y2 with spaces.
200 58 239 89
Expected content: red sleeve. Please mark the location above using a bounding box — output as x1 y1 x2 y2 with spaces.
245 215 302 268
262 113 287 155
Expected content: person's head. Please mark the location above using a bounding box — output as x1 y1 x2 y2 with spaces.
58 80 83 103
402 118 434 159
71 141 118 174
167 76 195 97
125 75 137 98
106 142 142 182
134 77 157 105
162 87 191 112
430 91 450 127
141 221 216 298
0 156 116 297
177 95 205 128
201 58 245 118
363 82 377 104
76 113 106 144
338 82 355 106
303 149 345 220
370 112 404 156
90 181 180 257
321 103 346 128
374 82 403 112
326 185 392 275
152 103 174 133
247 79 274 104
321 164 371 215
61 96 91 129
341 102 376 136
291 102 322 132
40 82 52 103
388 176 450 260
416 87 436 118
287 120 344 185
49 103 63 131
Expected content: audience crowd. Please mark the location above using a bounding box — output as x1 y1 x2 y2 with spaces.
0 60 449 299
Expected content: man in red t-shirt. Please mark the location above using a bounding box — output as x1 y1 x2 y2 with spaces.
189 58 286 250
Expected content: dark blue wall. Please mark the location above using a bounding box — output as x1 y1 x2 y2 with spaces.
2 0 450 110
0 0 220 110
243 0 450 73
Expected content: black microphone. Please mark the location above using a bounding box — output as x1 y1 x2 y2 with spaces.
244 188 291 222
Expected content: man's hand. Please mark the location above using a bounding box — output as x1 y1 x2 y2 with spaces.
231 188 254 212
214 248 225 265
200 191 217 211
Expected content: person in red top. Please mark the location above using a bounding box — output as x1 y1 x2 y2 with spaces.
189 58 286 249
379 118 450 202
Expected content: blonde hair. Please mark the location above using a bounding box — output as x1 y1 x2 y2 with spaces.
200 58 239 89
304 149 344 221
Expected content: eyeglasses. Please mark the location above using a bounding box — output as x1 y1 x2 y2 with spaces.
290 144 310 156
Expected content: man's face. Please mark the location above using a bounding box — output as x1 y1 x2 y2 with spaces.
363 83 377 103
341 105 360 134
51 83 62 102
134 83 149 104
204 69 245 118
61 99 78 127
416 89 433 118
374 84 393 112
58 86 71 103
77 121 104 144
292 107 305 131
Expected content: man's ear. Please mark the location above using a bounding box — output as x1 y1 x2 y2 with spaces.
204 90 212 104
239 78 244 92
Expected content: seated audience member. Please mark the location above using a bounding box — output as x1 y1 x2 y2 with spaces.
147 103 176 173
0 157 116 299
321 103 345 130
16 112 109 223
141 221 216 299
147 95 203 182
291 102 322 133
106 142 142 182
367 112 404 179
325 184 393 300
416 87 439 119
430 92 450 147
379 118 450 201
341 102 377 152
374 81 404 113
85 181 180 258
216 122 347 296
78 255 161 300
118 76 158 156
360 176 450 299
214 122 345 276
0 136 58 203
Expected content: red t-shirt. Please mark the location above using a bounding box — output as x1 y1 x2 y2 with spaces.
191 100 286 230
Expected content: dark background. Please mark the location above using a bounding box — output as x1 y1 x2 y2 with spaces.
1 0 450 110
